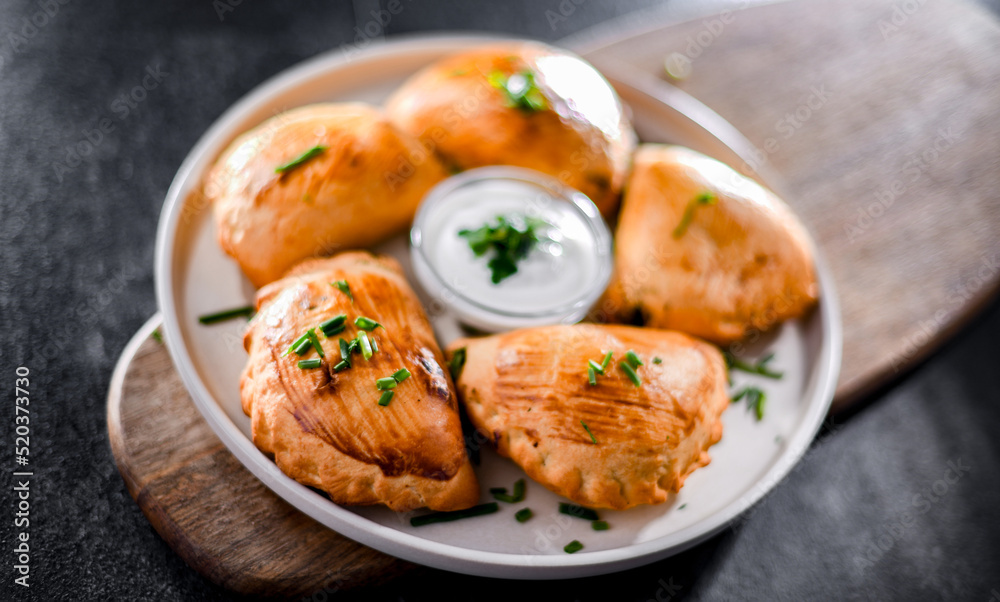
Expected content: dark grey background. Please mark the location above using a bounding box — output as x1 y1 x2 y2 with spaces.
1 0 998 600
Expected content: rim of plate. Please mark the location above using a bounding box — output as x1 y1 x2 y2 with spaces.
154 33 842 578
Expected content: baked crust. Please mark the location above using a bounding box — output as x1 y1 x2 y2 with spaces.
385 42 636 217
241 252 479 511
601 144 819 344
208 103 447 287
448 324 728 510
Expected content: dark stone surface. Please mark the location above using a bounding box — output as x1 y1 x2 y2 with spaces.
0 0 998 600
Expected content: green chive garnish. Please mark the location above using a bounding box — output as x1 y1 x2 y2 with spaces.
581 420 598 444
624 350 643 369
275 145 327 174
298 358 322 369
488 70 548 113
514 508 533 523
558 503 599 521
319 314 347 336
600 350 613 372
491 479 526 503
332 280 353 302
563 540 584 554
338 338 352 366
198 305 254 325
377 390 394 407
653 357 663 364
724 351 783 379
679 503 688 509
619 361 641 387
358 332 373 360
333 360 350 372
591 520 610 531
673 191 718 238
409 502 499 527
588 366 597 386
306 328 324 358
354 316 381 331
393 368 411 383
150 328 163 343
448 348 466 380
370 335 378 354
284 332 310 357
458 214 550 284
731 386 766 421
376 377 397 390
588 359 605 375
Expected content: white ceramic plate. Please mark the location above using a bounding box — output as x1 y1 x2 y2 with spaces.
154 34 841 579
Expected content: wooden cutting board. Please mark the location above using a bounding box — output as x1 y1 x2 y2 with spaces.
107 0 1000 596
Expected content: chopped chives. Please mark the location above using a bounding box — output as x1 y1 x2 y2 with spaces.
448 348 466 380
370 335 379 354
284 332 310 357
333 360 350 372
292 337 313 356
275 145 327 173
338 338 352 366
491 478 526 503
514 508 533 523
409 502 499 527
563 540 584 554
377 390 394 406
724 351 783 379
591 520 610 531
587 366 597 386
358 332 373 360
679 503 687 509
150 328 163 343
653 357 663 364
392 368 411 383
558 503 599 521
600 350 613 372
730 386 766 421
619 361 641 387
376 377 397 390
673 190 718 238
198 305 254 325
319 314 347 336
297 358 322 369
588 359 605 375
331 280 353 302
354 316 381 331
581 420 598 444
624 350 643 369
306 329 324 358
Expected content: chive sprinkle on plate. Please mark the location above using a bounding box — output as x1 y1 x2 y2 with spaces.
558 503 599 521
600 350 613 372
275 145 327 174
297 358 322 369
591 520 610 531
563 540 584 554
198 305 254 325
409 502 500 527
376 377 397 390
581 420 598 444
514 508 533 523
392 368 411 383
491 478 526 503
624 350 643 369
673 190 718 239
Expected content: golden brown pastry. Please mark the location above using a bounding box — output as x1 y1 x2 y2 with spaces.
448 324 729 510
208 103 447 287
601 145 819 344
241 252 479 512
385 42 636 216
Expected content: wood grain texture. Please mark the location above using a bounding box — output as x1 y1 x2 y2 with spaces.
107 316 413 598
108 0 1000 593
576 0 1000 409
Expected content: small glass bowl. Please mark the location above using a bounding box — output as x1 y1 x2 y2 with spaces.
410 166 613 333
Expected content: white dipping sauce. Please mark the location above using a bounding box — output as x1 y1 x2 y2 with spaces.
411 167 612 332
